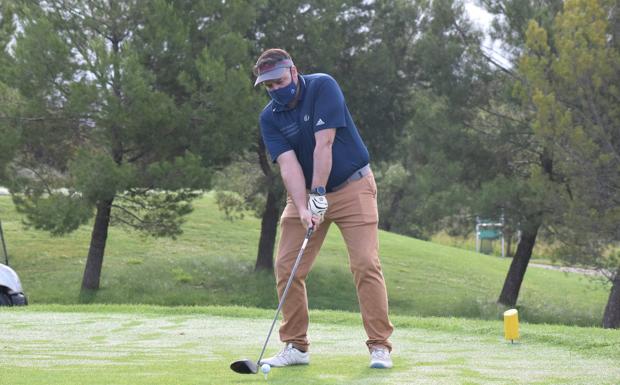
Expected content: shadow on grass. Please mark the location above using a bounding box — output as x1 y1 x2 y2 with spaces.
78 289 98 304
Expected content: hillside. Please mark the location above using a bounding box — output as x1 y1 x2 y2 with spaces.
0 194 610 326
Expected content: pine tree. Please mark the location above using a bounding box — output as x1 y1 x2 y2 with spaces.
6 0 260 291
519 0 620 327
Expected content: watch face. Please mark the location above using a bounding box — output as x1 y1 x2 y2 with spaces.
311 186 326 195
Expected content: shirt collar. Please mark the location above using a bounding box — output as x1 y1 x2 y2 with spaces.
272 75 306 112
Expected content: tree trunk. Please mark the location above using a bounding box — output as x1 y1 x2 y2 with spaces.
254 136 282 272
255 187 279 271
498 216 542 306
505 232 513 257
603 269 620 328
81 198 113 290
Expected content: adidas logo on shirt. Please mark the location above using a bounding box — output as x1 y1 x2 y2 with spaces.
316 118 325 126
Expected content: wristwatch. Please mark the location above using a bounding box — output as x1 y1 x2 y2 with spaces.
310 186 326 196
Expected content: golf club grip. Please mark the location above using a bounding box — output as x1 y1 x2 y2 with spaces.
256 226 314 364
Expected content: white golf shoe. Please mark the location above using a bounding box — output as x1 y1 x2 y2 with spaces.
369 346 393 369
260 343 310 367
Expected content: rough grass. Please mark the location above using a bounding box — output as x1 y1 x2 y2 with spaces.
0 305 619 385
0 194 611 326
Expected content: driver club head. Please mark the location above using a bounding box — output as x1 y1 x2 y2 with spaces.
230 359 258 374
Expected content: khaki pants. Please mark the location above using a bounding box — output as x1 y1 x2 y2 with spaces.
275 171 393 352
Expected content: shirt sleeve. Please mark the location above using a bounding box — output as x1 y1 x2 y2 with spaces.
260 112 292 163
313 76 346 132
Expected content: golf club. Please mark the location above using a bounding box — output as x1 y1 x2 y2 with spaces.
230 226 314 374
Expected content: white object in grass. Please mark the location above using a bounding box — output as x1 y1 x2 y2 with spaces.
261 363 271 374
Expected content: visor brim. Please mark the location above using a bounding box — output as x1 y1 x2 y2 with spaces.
254 67 289 86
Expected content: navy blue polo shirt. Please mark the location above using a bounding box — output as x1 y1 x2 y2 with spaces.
259 73 369 192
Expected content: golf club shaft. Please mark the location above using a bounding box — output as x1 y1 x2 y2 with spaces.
256 226 314 364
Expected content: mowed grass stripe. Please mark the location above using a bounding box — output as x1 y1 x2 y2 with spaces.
1 306 619 385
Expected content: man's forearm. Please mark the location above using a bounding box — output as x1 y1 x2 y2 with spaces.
280 161 308 211
311 142 333 189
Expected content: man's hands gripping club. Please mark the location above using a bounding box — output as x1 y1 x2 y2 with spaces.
274 146 332 231
308 192 328 220
304 192 328 230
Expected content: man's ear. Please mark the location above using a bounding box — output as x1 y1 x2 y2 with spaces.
291 66 299 83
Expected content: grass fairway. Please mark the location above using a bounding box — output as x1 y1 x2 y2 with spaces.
1 306 619 385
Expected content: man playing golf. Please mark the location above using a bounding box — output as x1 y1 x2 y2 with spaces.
253 48 394 369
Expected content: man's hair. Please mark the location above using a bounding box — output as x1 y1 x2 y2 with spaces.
253 48 293 76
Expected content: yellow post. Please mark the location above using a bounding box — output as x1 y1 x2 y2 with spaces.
503 309 519 343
